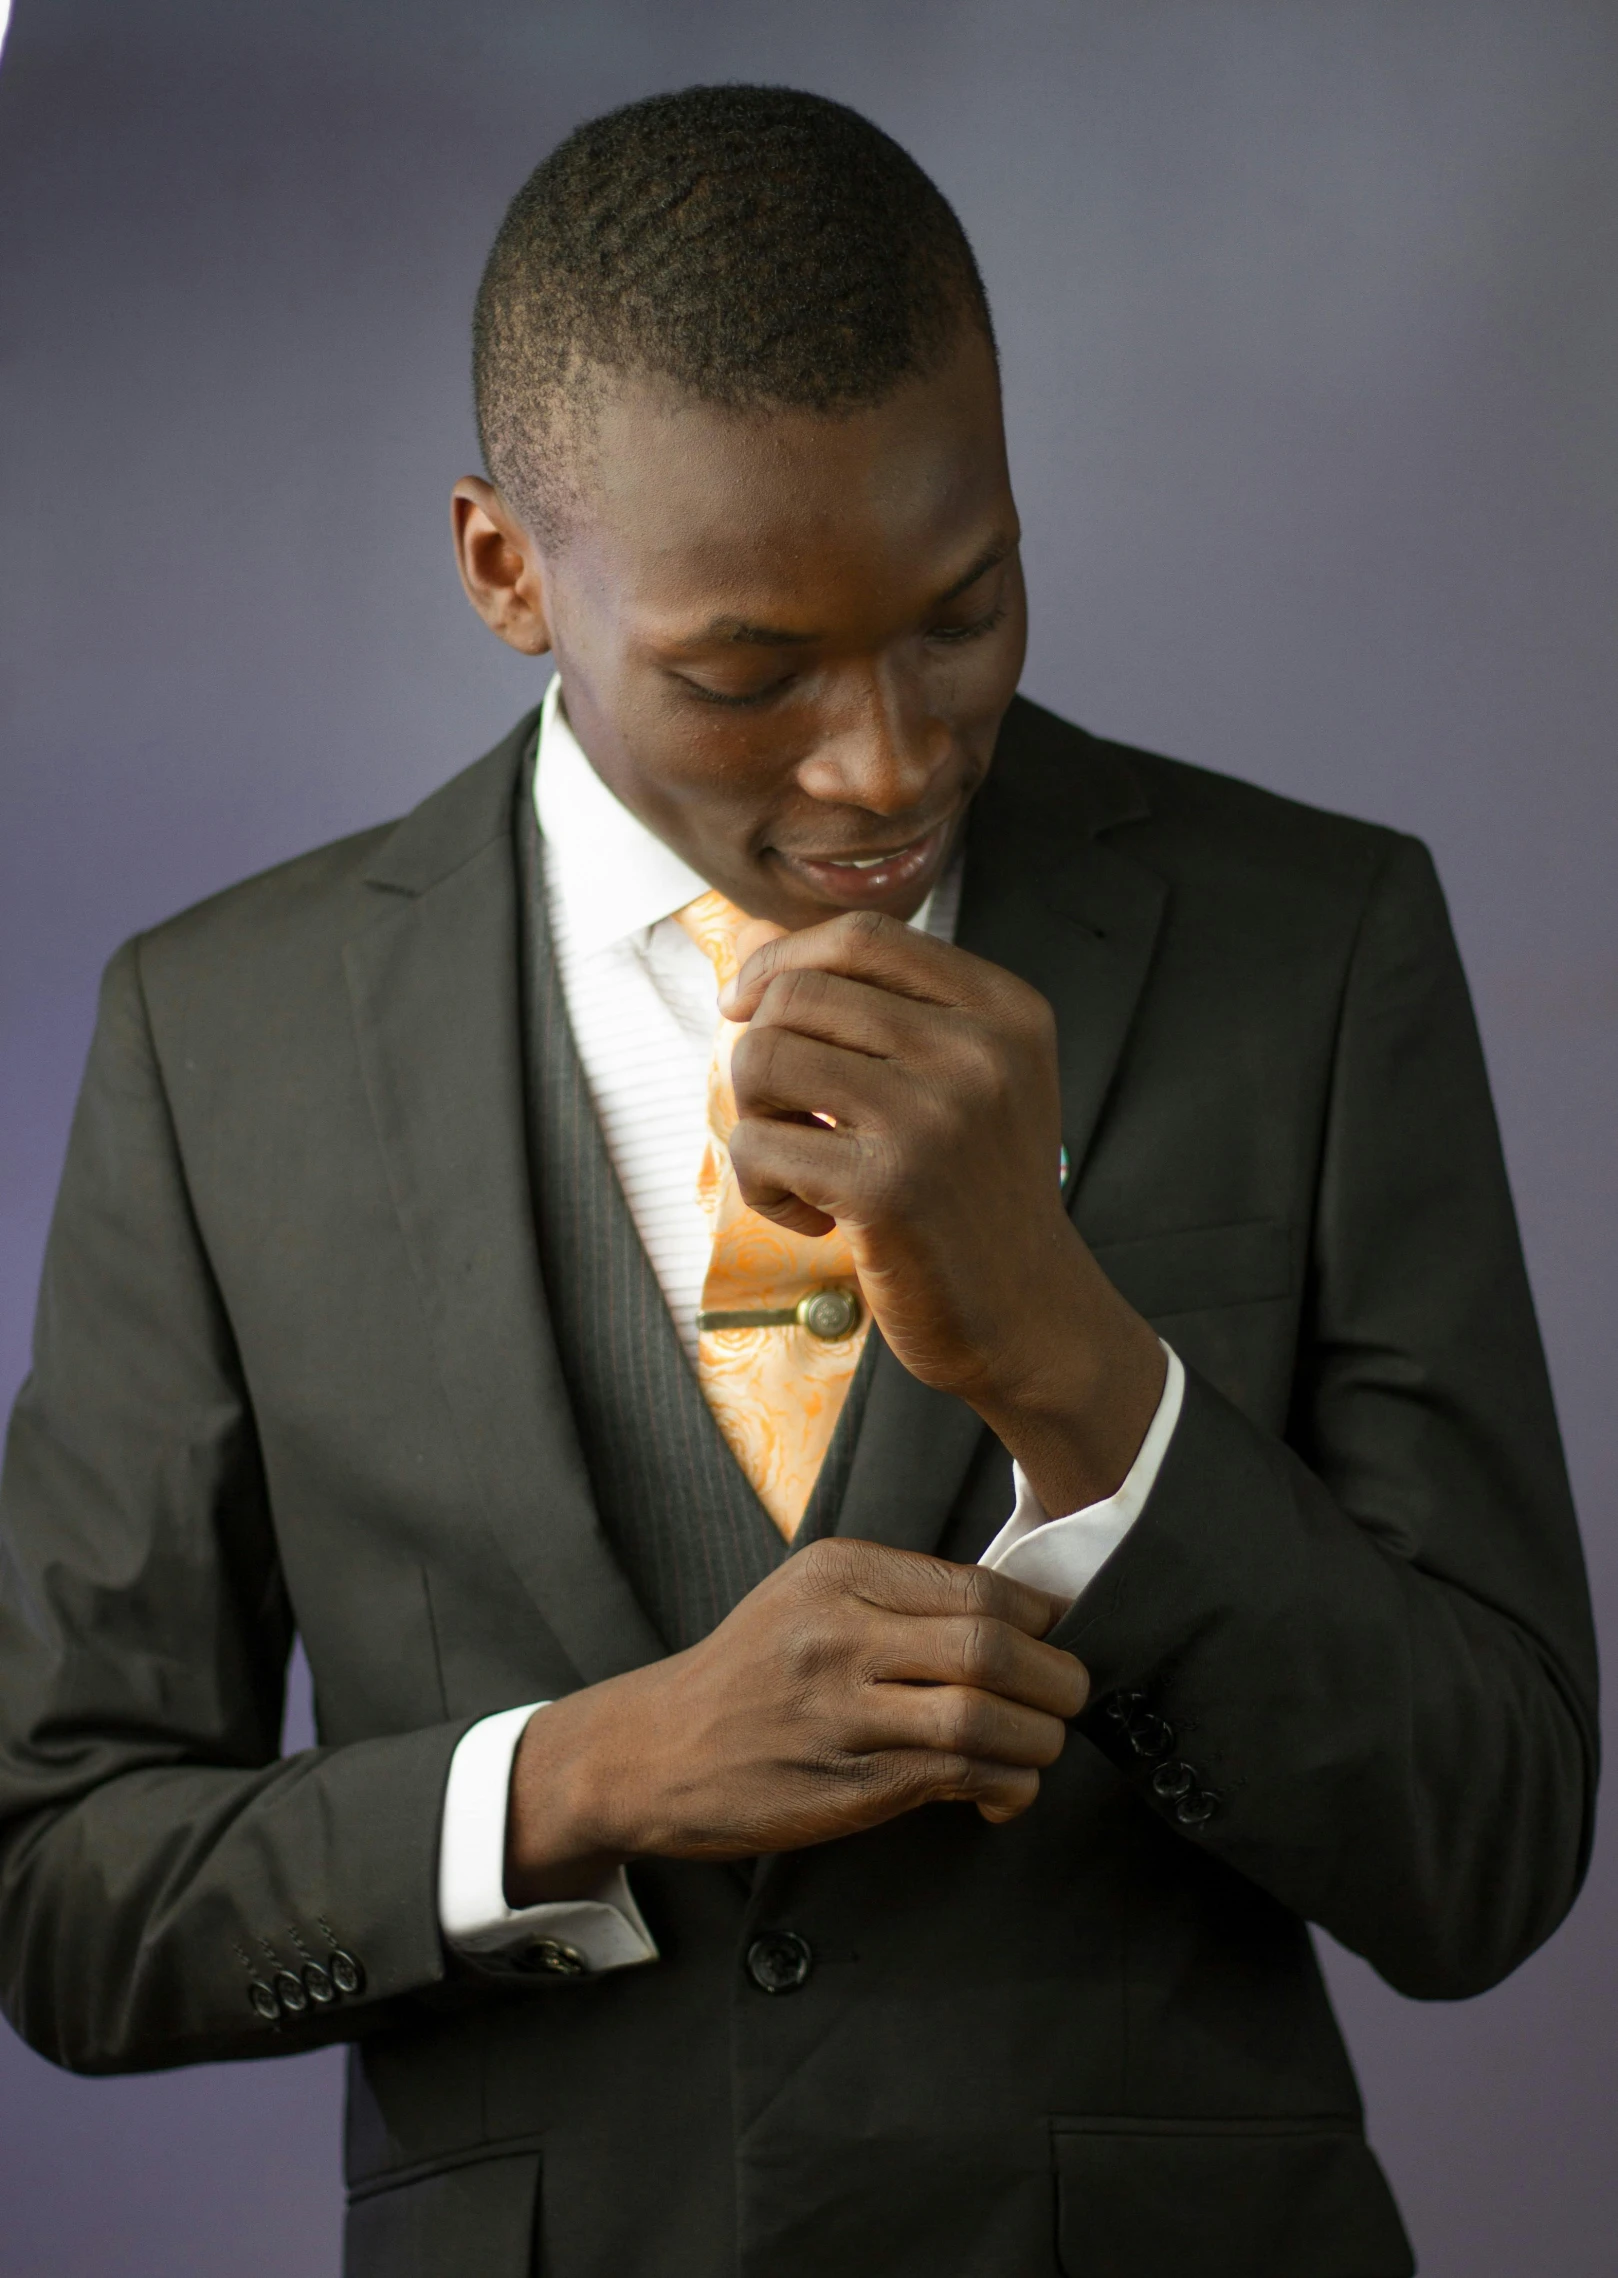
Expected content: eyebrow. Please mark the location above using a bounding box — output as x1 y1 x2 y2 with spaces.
686 537 1016 649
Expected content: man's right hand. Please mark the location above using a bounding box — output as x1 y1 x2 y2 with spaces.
503 1537 1088 1904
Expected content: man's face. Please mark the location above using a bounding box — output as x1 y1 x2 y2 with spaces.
456 326 1025 929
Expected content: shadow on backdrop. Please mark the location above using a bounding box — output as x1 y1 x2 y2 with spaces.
0 5 1613 2274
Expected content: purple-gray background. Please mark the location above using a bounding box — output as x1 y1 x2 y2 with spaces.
1 3 1613 2270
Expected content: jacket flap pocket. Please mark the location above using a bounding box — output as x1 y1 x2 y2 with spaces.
345 2143 540 2278
1052 2117 1411 2278
1087 1218 1292 1320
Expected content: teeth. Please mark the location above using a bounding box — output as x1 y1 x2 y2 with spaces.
845 851 899 869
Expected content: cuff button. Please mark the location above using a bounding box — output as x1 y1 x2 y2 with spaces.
1127 1712 1176 1761
1150 1760 1196 1802
272 1969 309 2016
328 1949 366 1997
302 1962 338 2007
247 1979 281 2022
519 1938 589 1978
1175 1786 1221 1828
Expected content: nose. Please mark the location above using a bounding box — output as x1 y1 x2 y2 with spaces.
795 669 946 817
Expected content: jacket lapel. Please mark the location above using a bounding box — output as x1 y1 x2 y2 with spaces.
344 714 665 1689
836 698 1168 1556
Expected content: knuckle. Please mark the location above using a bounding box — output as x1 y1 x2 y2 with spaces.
724 1120 769 1190
917 1750 973 1800
955 1615 998 1687
834 909 895 956
938 1689 990 1755
957 1564 1000 1620
767 966 827 1024
731 1022 783 1096
796 1535 856 1594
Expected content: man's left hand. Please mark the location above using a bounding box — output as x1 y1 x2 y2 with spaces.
724 910 1166 1514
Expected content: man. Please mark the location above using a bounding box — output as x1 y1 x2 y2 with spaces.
0 83 1597 2278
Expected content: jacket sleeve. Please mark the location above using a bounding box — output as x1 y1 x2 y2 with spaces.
1059 833 1600 1999
0 940 468 2073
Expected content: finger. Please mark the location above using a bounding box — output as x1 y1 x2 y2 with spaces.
722 909 1005 1023
895 1752 1043 1820
726 1113 860 1230
731 1022 899 1131
866 1610 1089 1721
813 1537 1076 1643
742 964 946 1063
863 1682 1072 1770
976 1774 1041 1823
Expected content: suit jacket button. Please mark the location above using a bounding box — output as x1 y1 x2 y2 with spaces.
328 1949 366 1997
746 1930 814 1994
1151 1759 1196 1801
272 1969 309 2016
1127 1711 1176 1761
247 1980 281 2022
1175 1786 1221 1827
302 1962 338 2007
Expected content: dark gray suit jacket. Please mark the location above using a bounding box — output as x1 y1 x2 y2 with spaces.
0 697 1598 2278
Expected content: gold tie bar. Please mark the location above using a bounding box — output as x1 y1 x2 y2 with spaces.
697 1287 862 1341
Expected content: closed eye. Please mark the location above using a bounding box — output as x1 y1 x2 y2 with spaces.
676 672 797 709
927 602 1008 646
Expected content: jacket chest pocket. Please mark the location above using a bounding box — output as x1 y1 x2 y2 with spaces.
1085 1217 1293 1321
1051 2115 1412 2278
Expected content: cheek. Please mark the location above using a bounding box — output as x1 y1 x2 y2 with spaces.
939 618 1027 733
620 703 798 831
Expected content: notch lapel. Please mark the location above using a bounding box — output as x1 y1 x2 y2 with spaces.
835 699 1168 1557
344 722 664 1689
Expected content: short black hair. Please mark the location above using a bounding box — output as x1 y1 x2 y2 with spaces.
473 84 996 541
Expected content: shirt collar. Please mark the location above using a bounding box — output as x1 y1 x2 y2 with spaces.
533 675 709 957
532 672 959 953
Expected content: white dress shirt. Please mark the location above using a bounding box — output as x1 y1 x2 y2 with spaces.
437 677 1184 1968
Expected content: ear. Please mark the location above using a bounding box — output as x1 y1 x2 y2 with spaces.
451 477 553 655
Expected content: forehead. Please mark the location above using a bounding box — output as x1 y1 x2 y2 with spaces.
565 335 1013 628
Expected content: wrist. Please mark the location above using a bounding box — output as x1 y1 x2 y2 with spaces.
972 1258 1165 1517
504 1686 639 1906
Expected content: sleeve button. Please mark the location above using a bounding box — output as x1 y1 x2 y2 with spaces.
302 1961 338 2007
247 1980 281 2022
328 1949 366 1997
1150 1760 1196 1802
1127 1712 1176 1761
272 1969 309 2016
1175 1786 1221 1828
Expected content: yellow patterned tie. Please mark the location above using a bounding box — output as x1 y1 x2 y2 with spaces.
675 890 871 1539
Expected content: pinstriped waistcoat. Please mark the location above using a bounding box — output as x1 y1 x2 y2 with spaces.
516 783 873 1653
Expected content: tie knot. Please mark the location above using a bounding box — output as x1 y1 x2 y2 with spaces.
674 888 753 992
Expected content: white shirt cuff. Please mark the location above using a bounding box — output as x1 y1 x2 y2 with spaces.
978 1342 1185 1599
437 1701 659 1971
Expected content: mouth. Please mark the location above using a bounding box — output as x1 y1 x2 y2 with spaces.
770 819 952 907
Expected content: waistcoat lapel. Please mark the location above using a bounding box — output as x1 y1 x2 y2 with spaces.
517 797 791 1652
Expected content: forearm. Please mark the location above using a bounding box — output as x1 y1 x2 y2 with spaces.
0 1724 465 2072
1061 1367 1596 1998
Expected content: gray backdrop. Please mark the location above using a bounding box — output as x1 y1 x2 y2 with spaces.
1 3 1613 2271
